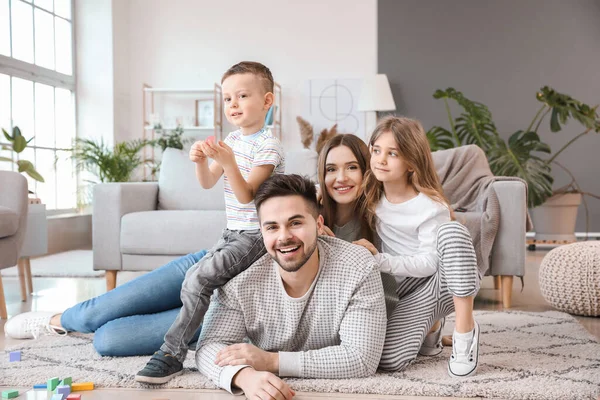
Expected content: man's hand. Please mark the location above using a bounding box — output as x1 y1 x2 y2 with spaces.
216 343 278 373
189 140 207 163
201 140 236 170
353 239 378 255
319 224 336 237
234 368 295 400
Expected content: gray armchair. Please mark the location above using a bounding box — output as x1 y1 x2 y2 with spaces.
0 171 29 319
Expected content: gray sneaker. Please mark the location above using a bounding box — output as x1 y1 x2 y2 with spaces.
135 350 183 384
419 318 445 356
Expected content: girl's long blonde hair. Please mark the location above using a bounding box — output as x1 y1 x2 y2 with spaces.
361 116 454 231
317 134 373 242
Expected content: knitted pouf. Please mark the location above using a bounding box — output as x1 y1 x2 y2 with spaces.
539 241 600 316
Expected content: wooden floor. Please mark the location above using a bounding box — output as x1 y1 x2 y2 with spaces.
1 247 598 399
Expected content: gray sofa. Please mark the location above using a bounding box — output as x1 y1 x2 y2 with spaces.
93 147 526 307
0 171 29 319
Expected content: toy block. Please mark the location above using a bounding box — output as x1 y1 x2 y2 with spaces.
48 377 60 391
51 394 65 400
66 395 81 400
1 390 19 399
33 383 47 389
8 351 20 362
206 135 215 145
71 382 94 391
61 377 73 386
56 385 71 396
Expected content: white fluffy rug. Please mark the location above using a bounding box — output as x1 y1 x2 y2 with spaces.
0 250 104 278
2 311 599 400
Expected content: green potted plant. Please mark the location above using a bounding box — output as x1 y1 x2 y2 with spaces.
72 137 152 183
146 124 194 179
0 126 45 185
427 87 600 242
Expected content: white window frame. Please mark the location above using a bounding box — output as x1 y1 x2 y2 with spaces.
0 0 77 215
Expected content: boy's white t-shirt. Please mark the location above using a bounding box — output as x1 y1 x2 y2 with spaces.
221 128 285 231
373 192 451 284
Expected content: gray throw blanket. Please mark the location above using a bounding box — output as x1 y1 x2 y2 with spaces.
432 145 532 277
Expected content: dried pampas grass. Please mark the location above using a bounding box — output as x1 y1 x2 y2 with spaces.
316 124 338 154
296 116 314 149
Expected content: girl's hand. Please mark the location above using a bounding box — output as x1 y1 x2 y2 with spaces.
353 239 378 255
319 225 336 237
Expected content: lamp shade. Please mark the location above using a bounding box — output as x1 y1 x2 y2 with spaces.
358 74 396 112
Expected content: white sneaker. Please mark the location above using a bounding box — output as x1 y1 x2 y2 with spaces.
4 311 67 339
419 317 445 356
448 321 480 378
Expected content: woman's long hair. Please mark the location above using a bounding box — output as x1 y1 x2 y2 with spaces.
317 134 373 241
361 116 454 231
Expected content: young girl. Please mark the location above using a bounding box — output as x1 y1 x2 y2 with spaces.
355 116 481 377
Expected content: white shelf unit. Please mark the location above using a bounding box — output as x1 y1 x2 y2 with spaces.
142 83 223 179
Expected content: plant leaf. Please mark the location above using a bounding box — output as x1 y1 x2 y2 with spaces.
487 131 553 207
3 128 12 141
13 135 27 153
426 126 455 151
16 160 45 182
432 88 499 151
13 126 22 138
0 156 14 162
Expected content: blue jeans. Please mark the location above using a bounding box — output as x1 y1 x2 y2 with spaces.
60 251 207 357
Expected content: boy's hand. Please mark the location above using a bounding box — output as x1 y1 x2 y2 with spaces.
201 140 236 170
189 140 207 163
353 239 378 255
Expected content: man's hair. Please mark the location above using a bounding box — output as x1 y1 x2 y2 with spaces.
221 61 274 94
255 174 318 217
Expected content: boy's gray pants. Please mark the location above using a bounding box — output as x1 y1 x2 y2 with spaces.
161 229 266 361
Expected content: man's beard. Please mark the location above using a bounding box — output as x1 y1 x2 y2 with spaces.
271 233 318 273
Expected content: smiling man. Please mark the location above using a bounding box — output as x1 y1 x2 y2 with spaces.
195 174 387 399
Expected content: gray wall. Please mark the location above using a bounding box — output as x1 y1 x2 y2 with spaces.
378 0 600 232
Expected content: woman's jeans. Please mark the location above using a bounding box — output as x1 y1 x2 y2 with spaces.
61 251 207 357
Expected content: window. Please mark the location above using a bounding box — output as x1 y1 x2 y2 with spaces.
0 0 76 212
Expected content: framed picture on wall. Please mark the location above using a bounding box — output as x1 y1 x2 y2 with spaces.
195 99 214 127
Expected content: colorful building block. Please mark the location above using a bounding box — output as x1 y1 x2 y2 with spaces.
51 394 65 400
33 383 47 389
71 382 94 391
1 390 19 399
56 385 71 396
66 395 81 400
48 377 60 391
61 377 73 387
8 351 20 362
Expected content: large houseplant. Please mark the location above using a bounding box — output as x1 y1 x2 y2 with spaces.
427 87 600 239
72 137 152 183
0 126 44 184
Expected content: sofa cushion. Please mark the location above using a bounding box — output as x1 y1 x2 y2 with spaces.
121 210 227 255
158 148 225 211
0 205 19 239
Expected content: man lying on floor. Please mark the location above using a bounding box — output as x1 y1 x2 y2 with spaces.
195 174 387 399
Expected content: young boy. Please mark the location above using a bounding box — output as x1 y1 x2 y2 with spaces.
135 61 285 384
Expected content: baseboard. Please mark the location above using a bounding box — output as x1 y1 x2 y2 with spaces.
526 232 600 239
